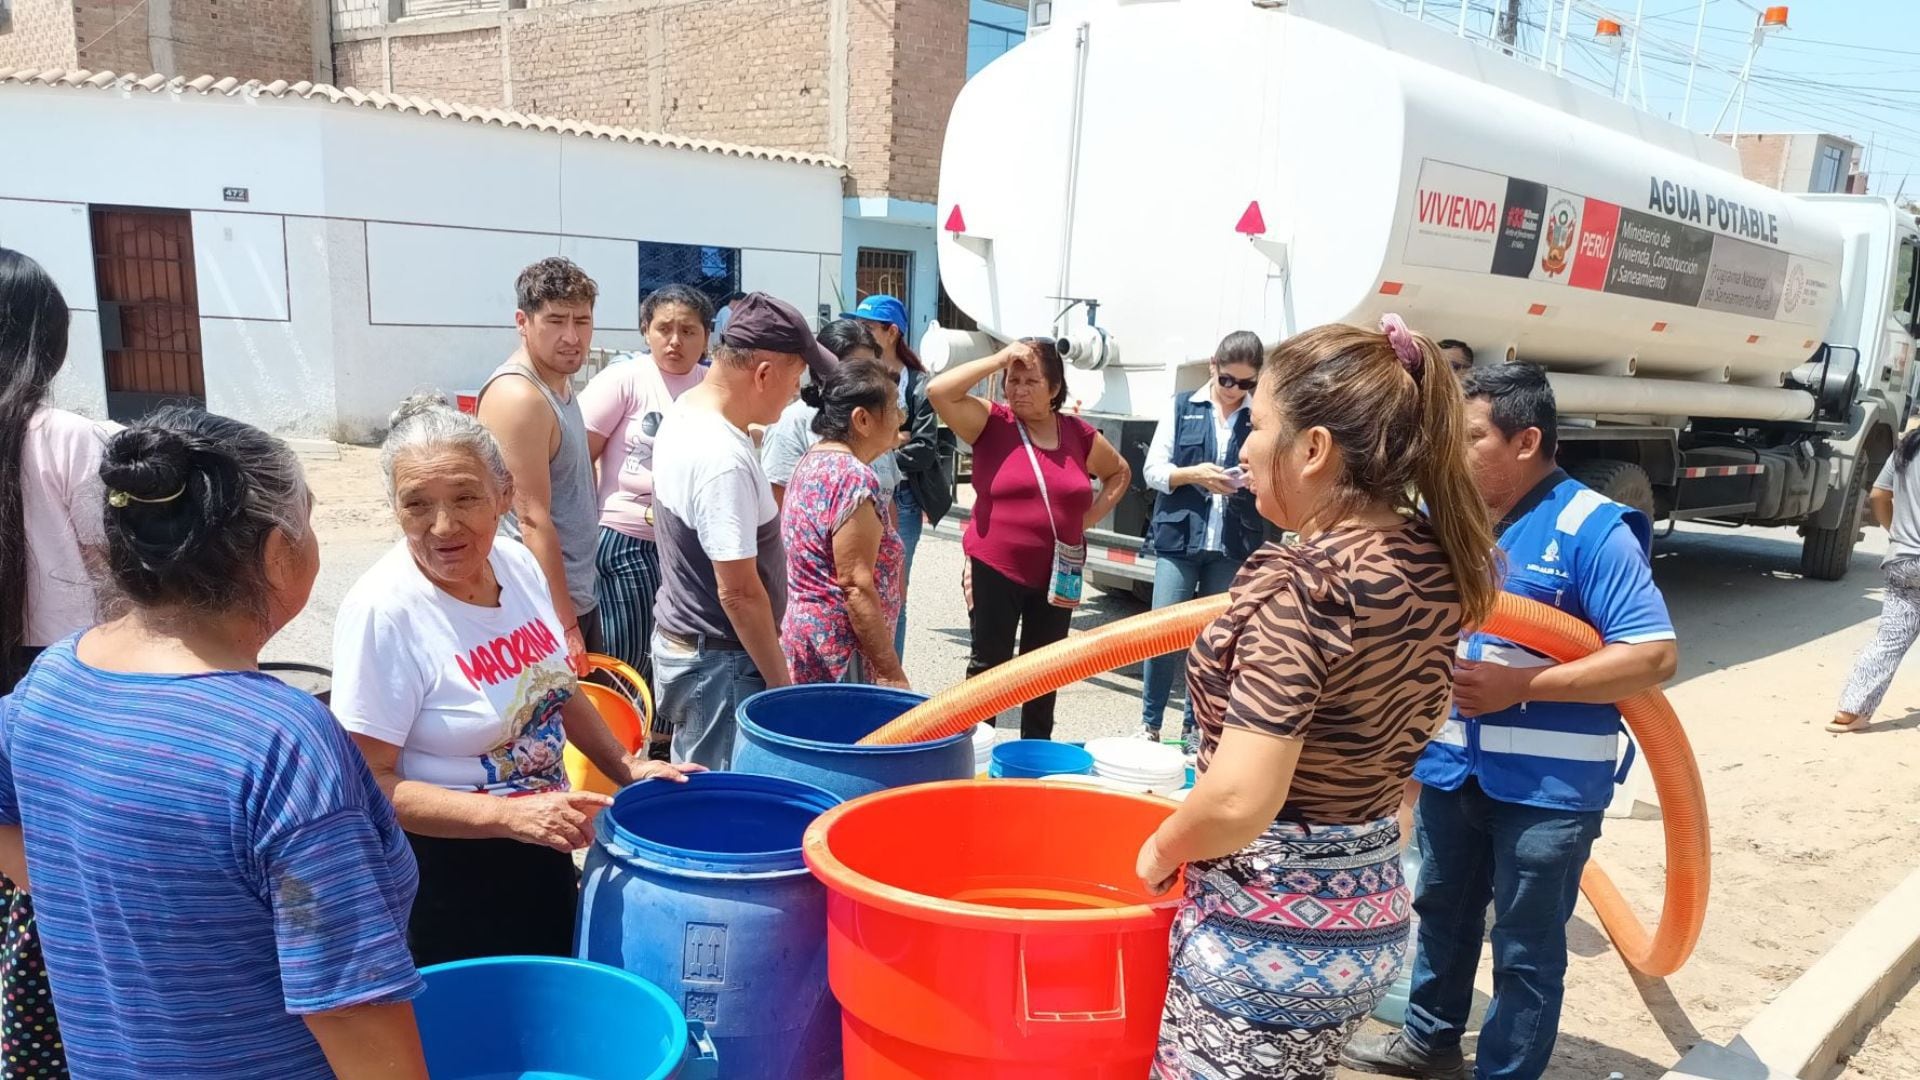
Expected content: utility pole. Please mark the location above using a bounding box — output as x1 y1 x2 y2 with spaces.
1497 0 1522 53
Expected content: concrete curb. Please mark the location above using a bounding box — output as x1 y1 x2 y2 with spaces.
1664 863 1920 1079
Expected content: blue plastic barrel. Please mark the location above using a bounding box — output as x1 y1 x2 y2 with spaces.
989 739 1094 779
416 955 717 1080
732 684 973 801
577 772 841 1080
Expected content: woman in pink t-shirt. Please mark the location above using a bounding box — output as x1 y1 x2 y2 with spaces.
927 339 1131 739
0 246 117 1075
580 286 711 693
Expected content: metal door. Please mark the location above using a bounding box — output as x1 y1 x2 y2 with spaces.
90 208 206 420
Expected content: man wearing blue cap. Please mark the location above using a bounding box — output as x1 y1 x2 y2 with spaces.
842 294 951 658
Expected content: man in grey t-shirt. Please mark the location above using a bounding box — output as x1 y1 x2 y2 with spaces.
651 294 839 768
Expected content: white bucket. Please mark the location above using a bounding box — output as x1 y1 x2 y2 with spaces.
1041 773 1151 793
1085 737 1187 795
971 723 997 774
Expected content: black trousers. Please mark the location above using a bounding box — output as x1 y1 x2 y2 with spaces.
406 832 579 968
966 558 1075 740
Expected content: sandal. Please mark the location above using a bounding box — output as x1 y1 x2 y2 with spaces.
1826 714 1867 733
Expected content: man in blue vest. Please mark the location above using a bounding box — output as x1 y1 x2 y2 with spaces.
1346 363 1678 1080
1138 331 1267 754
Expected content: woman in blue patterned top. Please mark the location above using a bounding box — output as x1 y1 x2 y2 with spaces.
0 407 428 1079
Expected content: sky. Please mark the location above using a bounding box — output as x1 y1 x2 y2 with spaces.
1390 0 1920 197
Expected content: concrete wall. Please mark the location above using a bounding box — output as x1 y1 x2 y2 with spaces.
0 83 843 440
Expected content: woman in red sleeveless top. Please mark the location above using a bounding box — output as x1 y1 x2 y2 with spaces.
925 339 1131 739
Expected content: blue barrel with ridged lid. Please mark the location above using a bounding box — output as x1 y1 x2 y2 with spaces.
575 772 841 1079
732 684 973 801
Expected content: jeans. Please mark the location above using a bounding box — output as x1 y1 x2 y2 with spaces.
652 631 767 770
1139 551 1240 735
965 558 1074 740
894 484 925 659
1404 779 1604 1080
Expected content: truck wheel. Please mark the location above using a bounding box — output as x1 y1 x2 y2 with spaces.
1567 459 1656 522
1801 461 1867 582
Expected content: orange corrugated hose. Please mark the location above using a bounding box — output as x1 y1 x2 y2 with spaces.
859 591 1708 977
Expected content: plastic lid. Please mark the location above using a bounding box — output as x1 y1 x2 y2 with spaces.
602 771 841 875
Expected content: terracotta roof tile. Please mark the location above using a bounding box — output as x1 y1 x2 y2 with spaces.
0 68 846 170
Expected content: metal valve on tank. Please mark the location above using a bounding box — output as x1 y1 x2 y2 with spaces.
1058 325 1119 371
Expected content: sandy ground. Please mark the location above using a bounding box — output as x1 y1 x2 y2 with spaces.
1839 969 1920 1078
282 445 1920 1077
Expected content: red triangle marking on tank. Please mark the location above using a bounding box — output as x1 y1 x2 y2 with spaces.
945 205 968 233
1235 201 1266 235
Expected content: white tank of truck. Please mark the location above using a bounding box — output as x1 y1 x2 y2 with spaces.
929 0 1918 584
933 0 1846 421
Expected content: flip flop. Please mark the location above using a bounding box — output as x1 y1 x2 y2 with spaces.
1826 716 1867 733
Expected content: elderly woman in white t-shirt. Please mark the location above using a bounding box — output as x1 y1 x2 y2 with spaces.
331 394 699 967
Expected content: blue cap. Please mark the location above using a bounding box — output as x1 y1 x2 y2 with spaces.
841 295 909 336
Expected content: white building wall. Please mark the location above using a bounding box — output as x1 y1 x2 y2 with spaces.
0 198 107 419
0 84 843 440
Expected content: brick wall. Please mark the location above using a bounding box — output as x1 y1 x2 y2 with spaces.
169 0 315 80
71 0 315 78
654 0 829 151
843 0 896 198
505 6 650 124
1724 134 1793 190
885 0 964 203
337 0 958 201
332 35 381 89
394 26 502 105
0 0 78 70
72 0 147 72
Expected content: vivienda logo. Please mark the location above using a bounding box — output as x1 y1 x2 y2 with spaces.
1417 187 1499 235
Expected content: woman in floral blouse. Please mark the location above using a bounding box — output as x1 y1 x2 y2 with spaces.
780 360 909 687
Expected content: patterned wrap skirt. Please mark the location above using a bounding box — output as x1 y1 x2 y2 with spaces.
1155 816 1408 1080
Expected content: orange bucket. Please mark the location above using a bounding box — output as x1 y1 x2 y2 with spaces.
802 780 1181 1078
564 654 652 796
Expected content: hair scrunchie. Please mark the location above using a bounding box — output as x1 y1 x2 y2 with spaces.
1379 313 1422 376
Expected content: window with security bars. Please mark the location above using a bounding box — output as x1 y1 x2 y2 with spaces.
855 248 912 322
637 242 742 312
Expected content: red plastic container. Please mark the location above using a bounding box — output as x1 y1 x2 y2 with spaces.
802 780 1181 1078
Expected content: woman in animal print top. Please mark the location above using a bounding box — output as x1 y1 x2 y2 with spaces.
1137 317 1499 1080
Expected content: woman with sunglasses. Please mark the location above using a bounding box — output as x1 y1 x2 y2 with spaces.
1138 331 1266 755
579 285 712 686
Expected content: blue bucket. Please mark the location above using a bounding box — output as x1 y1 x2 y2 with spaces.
578 772 842 1079
733 684 974 801
416 955 716 1080
989 739 1095 779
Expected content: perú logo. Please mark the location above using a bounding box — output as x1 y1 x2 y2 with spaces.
1539 199 1578 277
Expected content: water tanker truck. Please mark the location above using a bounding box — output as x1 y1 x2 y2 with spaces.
925 0 1919 589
